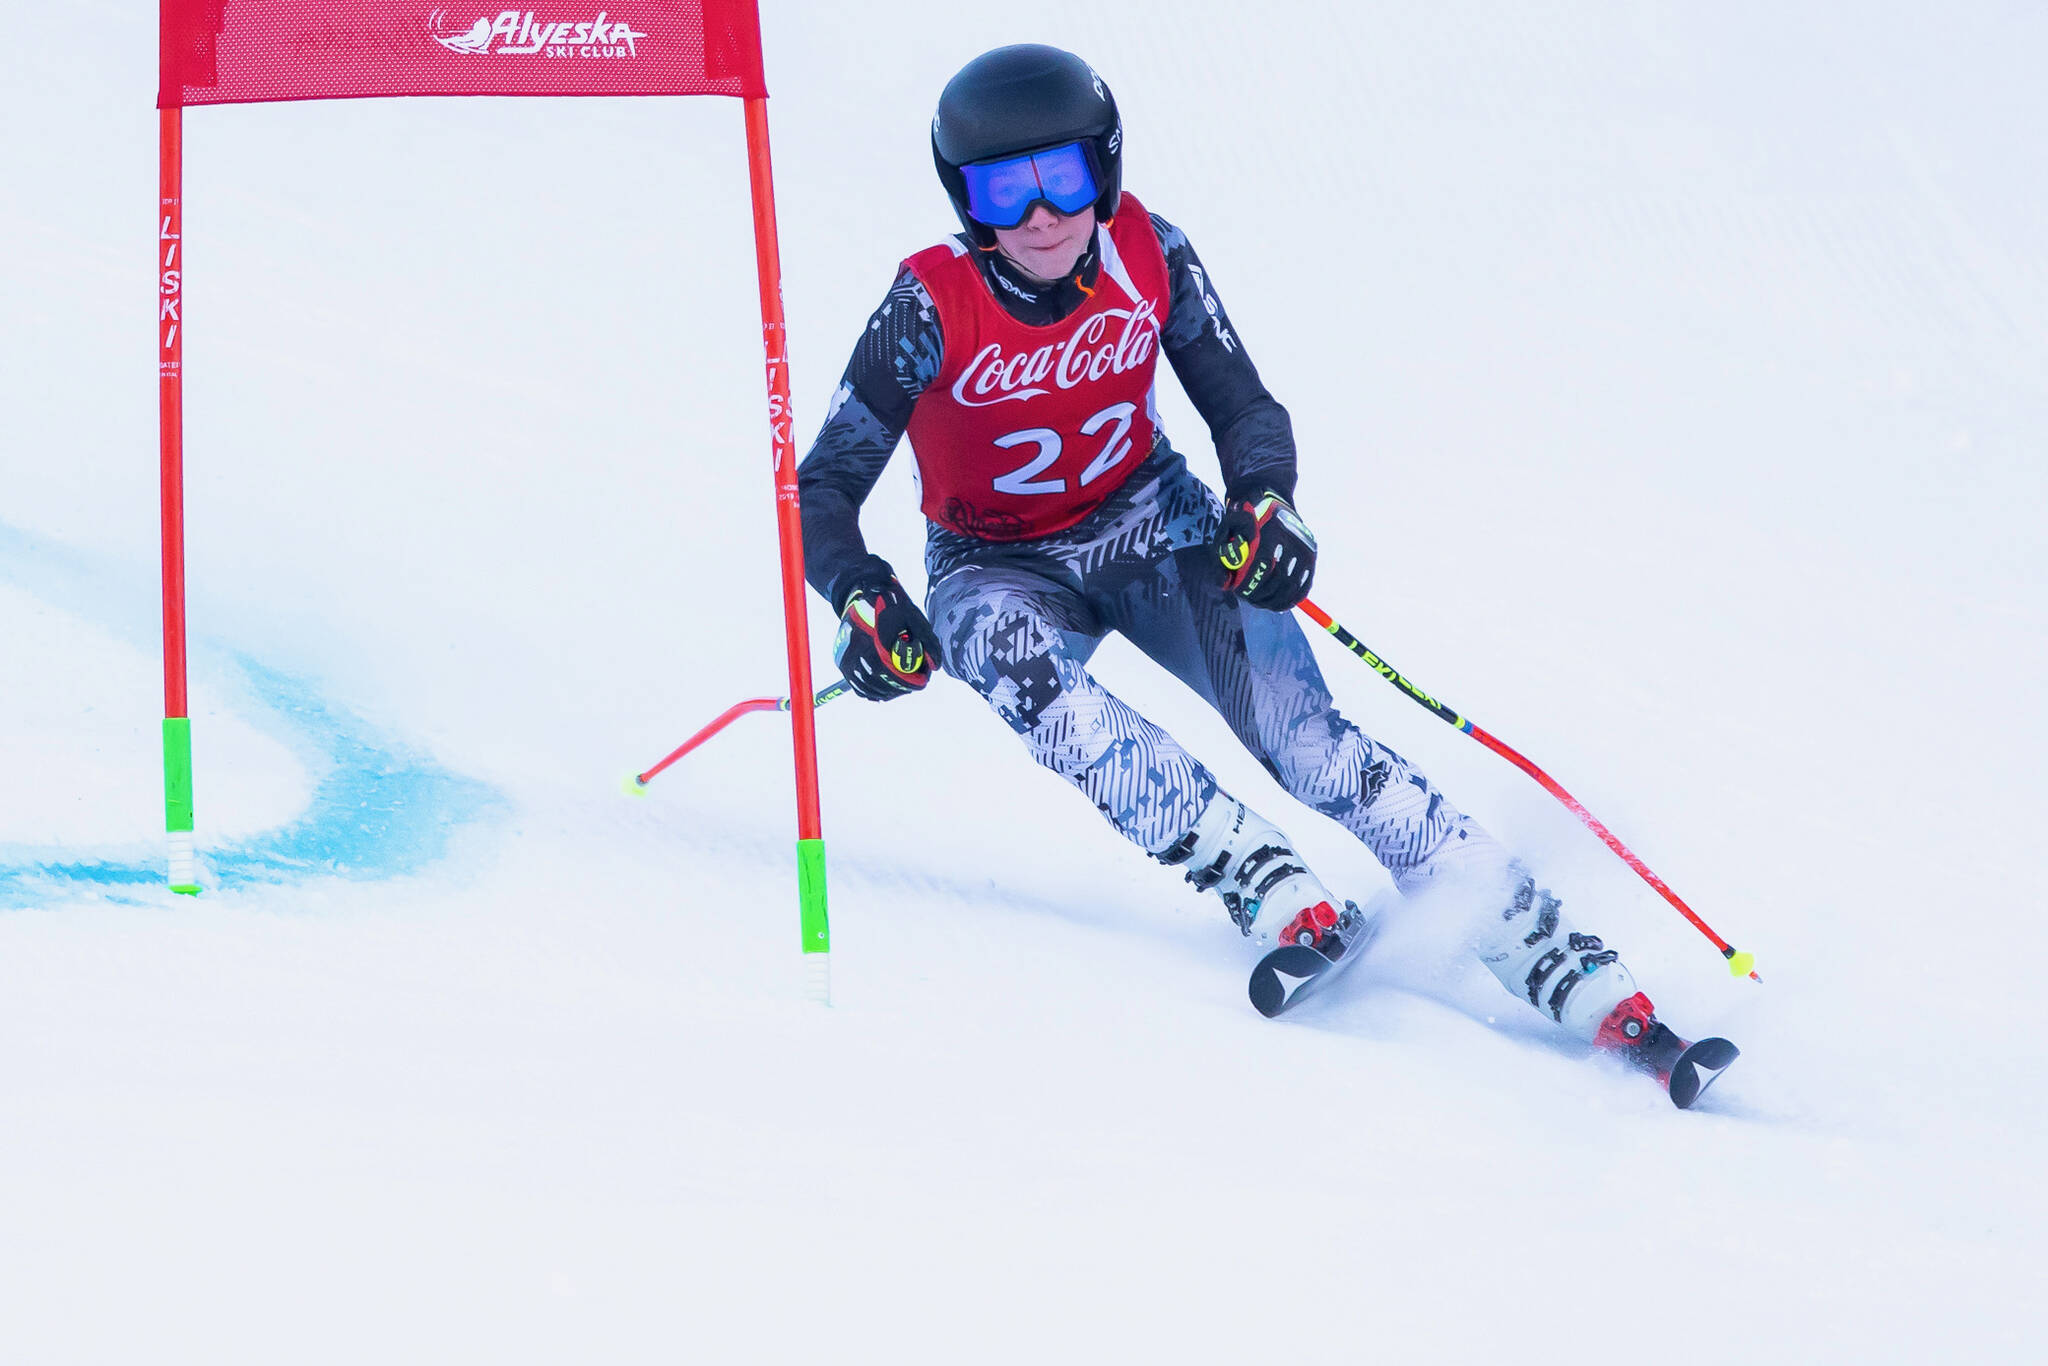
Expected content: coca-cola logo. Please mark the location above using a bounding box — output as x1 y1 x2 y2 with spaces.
950 300 1161 408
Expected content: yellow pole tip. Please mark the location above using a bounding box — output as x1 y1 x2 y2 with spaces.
1727 950 1756 978
622 773 650 797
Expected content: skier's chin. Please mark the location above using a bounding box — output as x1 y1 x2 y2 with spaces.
1017 245 1082 278
1010 243 1083 280
994 218 1092 280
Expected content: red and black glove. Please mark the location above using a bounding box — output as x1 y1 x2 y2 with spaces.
830 555 942 701
1216 491 1317 611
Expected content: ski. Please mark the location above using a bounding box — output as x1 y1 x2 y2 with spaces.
1246 902 1739 1108
1247 902 1376 1018
1664 1036 1740 1110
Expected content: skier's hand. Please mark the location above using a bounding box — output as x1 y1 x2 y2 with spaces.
1216 491 1317 611
830 555 942 701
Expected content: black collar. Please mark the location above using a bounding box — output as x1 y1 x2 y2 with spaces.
967 233 1104 327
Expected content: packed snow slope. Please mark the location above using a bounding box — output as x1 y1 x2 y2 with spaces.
4 3 2044 1361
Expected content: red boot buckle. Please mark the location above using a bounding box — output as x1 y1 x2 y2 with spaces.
1279 901 1340 949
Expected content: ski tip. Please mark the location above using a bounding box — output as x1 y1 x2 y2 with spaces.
622 772 650 797
1668 1037 1740 1110
1248 943 1343 1019
1248 964 1288 1018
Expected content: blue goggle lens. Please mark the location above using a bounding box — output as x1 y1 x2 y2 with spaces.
961 142 1100 229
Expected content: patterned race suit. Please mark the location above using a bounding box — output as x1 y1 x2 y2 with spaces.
797 193 1638 1038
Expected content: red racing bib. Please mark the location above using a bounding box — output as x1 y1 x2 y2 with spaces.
903 192 1171 542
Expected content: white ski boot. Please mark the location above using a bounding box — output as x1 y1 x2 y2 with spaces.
1157 794 1354 951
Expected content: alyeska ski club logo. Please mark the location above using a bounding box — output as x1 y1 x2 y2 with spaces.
428 9 648 58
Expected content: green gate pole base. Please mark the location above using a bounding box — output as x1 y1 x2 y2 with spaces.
797 838 830 953
163 717 199 894
798 838 830 1005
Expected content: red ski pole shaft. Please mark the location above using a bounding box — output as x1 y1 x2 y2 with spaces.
1295 598 1759 982
634 682 852 788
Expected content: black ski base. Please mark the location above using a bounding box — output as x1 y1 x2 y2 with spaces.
1666 1036 1740 1110
1249 944 1341 1018
1248 905 1374 1018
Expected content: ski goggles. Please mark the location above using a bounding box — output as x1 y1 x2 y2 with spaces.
959 141 1100 229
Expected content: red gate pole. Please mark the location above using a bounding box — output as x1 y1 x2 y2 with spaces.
159 105 198 896
741 96 830 1002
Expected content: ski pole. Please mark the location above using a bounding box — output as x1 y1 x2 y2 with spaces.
628 681 853 792
1296 598 1759 982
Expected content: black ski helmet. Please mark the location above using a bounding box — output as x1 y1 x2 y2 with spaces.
931 44 1123 245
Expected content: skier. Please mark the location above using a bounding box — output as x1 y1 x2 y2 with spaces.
797 44 1732 1104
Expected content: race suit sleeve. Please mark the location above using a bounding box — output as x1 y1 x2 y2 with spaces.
796 268 944 607
1150 213 1299 504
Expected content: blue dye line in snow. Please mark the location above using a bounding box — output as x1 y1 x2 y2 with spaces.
0 521 506 908
0 657 506 909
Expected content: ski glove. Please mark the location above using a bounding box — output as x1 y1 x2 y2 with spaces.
830 555 942 701
1216 491 1317 611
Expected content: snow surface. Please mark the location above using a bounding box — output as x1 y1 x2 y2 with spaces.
4 2 2045 1361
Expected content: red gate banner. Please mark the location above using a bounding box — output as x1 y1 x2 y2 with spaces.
153 0 828 997
160 1 767 105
